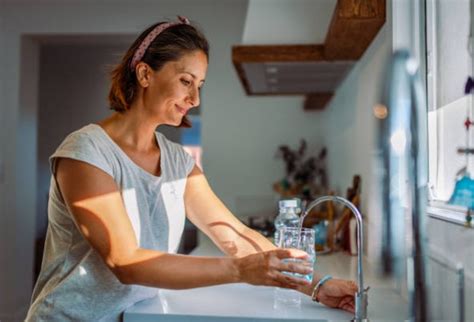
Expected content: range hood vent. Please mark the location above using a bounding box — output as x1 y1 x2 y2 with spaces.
232 0 386 110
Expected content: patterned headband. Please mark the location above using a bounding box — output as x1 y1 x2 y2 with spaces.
130 15 190 71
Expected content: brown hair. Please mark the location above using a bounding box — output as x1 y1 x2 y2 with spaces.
108 20 209 128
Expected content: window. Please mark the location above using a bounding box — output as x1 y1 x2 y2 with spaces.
426 0 473 223
182 115 203 170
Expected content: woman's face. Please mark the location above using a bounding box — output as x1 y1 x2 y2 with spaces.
140 50 208 126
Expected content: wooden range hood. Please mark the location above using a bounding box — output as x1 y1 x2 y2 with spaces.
232 0 386 110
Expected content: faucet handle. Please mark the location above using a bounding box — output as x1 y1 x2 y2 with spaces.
353 286 369 322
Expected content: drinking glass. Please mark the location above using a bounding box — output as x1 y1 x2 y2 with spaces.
273 227 316 309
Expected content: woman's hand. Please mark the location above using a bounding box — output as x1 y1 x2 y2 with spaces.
316 279 358 313
235 248 313 289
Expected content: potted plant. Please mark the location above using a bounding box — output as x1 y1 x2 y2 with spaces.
273 139 328 201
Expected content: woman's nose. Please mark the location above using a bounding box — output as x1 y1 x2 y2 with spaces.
187 87 200 108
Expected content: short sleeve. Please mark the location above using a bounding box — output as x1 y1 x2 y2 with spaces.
182 146 196 176
49 131 114 178
156 132 195 178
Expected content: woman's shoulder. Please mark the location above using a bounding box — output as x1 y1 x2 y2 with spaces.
62 123 103 141
50 124 115 176
55 124 108 151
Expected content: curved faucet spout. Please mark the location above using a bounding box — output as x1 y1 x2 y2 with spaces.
302 195 368 321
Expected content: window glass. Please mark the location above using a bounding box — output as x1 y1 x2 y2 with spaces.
426 0 473 202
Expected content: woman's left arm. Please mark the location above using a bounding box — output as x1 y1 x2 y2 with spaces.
184 165 275 257
184 165 358 314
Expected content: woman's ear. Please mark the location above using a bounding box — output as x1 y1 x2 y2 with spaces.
135 62 151 88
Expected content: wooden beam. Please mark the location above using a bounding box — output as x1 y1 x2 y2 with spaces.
304 93 333 110
324 0 386 60
232 44 325 63
232 58 252 95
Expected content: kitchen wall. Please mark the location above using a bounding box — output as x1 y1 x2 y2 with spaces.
318 25 392 261
0 1 326 320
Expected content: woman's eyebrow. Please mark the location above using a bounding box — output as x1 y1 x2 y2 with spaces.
187 72 205 83
179 69 205 83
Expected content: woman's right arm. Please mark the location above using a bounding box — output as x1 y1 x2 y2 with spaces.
55 158 312 290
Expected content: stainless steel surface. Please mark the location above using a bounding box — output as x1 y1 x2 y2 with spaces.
376 50 430 321
301 195 368 322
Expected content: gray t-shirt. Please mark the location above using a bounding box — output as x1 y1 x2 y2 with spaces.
26 124 195 322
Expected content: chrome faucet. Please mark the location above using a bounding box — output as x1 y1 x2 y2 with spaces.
302 195 368 322
375 50 429 321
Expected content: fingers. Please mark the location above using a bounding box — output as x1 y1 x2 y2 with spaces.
341 302 355 314
339 296 355 314
267 250 312 289
316 279 357 314
275 248 309 260
278 259 313 276
241 249 313 289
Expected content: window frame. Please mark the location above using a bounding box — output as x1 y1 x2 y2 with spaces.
424 0 472 226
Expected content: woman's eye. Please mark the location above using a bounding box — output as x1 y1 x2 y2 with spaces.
181 79 191 86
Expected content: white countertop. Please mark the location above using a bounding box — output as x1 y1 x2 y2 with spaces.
123 238 408 321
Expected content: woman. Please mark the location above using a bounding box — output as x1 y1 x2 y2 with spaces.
26 16 357 321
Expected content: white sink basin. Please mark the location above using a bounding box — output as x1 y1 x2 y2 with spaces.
124 238 408 321
123 283 408 322
123 283 353 321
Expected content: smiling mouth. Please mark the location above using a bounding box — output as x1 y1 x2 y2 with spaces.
176 105 187 115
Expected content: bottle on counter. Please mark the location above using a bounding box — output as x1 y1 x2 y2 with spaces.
273 198 301 246
273 198 304 309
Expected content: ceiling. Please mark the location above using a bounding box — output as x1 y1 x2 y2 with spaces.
242 0 336 45
3 0 336 46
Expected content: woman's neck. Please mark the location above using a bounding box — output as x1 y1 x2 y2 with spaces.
98 110 160 153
